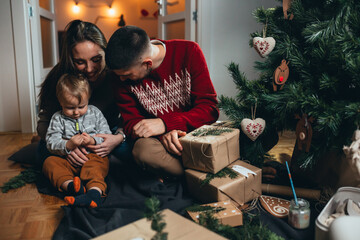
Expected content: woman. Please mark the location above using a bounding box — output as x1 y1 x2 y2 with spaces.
37 20 130 166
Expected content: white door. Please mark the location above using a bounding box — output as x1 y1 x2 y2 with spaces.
157 0 196 41
31 0 58 101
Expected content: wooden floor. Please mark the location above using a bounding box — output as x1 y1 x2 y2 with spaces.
0 133 65 240
0 131 296 240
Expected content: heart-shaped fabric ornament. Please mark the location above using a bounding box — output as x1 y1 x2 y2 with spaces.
253 37 276 58
240 118 266 141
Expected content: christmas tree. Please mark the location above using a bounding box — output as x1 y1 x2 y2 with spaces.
219 0 360 171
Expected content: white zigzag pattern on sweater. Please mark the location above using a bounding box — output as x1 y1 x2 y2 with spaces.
130 69 191 116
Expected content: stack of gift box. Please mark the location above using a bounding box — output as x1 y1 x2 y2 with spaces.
95 123 262 239
179 123 262 226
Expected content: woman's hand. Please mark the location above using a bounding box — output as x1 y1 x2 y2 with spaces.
86 133 124 157
66 147 89 167
160 130 186 156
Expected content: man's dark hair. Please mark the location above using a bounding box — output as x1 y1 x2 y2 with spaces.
106 26 150 70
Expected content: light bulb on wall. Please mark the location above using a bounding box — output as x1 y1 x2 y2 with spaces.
73 3 80 13
108 7 115 16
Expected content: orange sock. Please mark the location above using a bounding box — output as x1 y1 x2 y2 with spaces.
66 177 85 196
64 189 101 208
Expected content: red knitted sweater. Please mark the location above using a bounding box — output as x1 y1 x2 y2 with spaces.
113 39 219 139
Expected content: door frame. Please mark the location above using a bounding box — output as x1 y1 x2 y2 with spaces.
157 0 196 41
11 0 37 133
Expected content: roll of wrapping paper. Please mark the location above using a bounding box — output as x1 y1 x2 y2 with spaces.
261 184 321 200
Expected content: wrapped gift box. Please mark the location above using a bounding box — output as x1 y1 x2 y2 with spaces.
180 125 240 174
93 209 227 240
185 160 262 206
187 200 243 227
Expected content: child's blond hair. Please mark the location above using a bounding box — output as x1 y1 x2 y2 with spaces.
56 74 91 103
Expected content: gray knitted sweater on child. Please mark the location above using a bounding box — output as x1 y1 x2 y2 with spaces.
46 105 112 156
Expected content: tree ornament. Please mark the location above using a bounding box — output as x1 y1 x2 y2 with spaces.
343 129 360 177
342 129 360 187
273 59 290 91
241 102 266 141
295 114 314 152
253 37 276 58
283 0 294 20
253 19 275 58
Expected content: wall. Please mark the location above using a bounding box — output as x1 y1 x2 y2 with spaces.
55 0 158 41
198 0 279 119
54 0 280 122
0 0 21 132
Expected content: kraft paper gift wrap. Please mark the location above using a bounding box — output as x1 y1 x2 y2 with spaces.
94 209 227 240
185 160 262 206
180 125 240 174
187 200 243 227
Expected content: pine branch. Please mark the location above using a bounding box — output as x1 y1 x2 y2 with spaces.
185 205 225 213
1 167 40 193
196 211 284 240
201 167 239 186
191 127 233 137
144 197 168 240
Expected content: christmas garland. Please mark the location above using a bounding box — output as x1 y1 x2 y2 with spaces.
1 167 39 193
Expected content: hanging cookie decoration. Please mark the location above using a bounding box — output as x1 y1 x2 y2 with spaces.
241 101 266 141
253 19 276 58
295 114 314 152
283 0 294 20
273 59 290 91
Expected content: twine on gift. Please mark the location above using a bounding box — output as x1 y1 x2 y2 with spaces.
242 198 260 217
189 127 233 170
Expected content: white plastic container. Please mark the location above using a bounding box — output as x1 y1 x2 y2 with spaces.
315 187 360 240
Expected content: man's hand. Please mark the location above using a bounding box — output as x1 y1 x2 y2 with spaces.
133 118 166 138
66 147 89 167
160 130 186 156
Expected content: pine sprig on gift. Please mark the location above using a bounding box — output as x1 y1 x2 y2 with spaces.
201 167 239 186
1 167 40 193
144 196 168 240
197 211 284 240
191 127 233 137
186 205 226 213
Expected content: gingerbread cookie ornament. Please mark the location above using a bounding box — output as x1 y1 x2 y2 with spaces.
295 114 314 152
273 60 289 91
283 0 294 20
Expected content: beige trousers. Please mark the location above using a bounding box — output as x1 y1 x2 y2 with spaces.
132 138 184 176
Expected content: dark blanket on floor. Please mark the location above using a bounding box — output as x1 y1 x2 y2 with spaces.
35 156 319 240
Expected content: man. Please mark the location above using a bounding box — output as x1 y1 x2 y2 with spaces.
106 26 219 176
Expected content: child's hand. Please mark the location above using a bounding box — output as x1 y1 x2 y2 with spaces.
81 132 95 146
66 134 83 151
